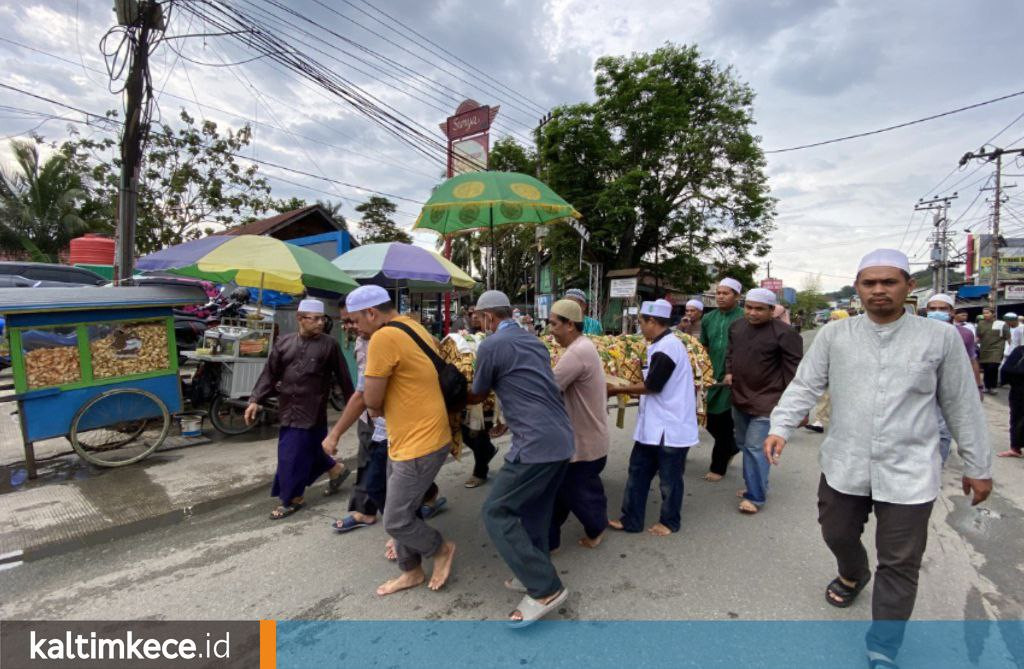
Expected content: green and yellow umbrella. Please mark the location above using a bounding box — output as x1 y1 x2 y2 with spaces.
136 234 359 296
413 171 581 236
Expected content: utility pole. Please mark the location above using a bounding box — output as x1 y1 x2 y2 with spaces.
960 147 1024 310
915 194 957 294
533 112 552 319
113 0 162 284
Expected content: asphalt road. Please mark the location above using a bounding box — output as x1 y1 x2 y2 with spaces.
2 329 1023 630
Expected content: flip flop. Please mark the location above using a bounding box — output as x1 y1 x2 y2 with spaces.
420 496 448 519
508 589 569 628
269 503 304 520
504 577 528 593
332 515 373 533
323 467 352 496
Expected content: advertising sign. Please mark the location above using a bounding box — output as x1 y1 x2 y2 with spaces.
1006 285 1024 300
760 278 783 291
446 105 492 140
452 135 489 175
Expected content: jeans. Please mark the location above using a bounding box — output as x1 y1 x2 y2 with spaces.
619 442 689 533
732 408 772 506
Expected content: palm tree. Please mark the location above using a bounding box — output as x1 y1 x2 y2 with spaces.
0 140 92 262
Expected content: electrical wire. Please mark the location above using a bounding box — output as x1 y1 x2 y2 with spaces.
765 89 1024 154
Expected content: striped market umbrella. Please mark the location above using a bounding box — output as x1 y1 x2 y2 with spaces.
136 235 359 296
332 242 475 291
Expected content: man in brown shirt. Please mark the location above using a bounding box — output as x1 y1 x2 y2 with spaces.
546 299 609 550
724 288 802 514
246 299 354 520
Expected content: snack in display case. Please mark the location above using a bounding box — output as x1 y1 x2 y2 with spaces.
89 321 170 379
22 326 81 389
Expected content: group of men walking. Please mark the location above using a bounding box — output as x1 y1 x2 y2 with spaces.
245 247 994 667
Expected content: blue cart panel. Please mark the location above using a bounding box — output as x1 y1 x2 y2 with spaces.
20 374 182 442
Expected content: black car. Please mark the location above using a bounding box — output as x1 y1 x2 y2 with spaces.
0 262 107 287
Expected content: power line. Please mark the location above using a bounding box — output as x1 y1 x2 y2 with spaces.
765 89 1024 154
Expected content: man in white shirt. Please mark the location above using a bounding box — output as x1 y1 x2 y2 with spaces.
608 299 698 536
765 249 992 669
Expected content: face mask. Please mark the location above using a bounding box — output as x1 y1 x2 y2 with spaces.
927 311 951 322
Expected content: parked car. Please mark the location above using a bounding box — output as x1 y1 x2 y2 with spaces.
0 262 106 287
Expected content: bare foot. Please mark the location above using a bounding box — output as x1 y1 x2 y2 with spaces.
578 531 604 548
736 489 747 498
738 500 759 514
647 523 672 536
428 541 456 591
384 538 397 561
997 450 1023 458
703 473 723 482
376 568 426 596
608 519 625 531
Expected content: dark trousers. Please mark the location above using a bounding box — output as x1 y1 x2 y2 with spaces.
1010 387 1024 452
548 457 608 550
817 475 934 660
982 362 1001 390
348 439 388 516
462 424 497 480
619 443 689 533
482 459 568 599
706 410 738 476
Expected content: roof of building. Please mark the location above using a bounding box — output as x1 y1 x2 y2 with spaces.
223 205 339 237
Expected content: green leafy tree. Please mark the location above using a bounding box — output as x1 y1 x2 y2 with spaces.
316 199 349 233
355 195 411 244
539 44 775 295
0 138 105 261
794 273 829 325
58 110 278 254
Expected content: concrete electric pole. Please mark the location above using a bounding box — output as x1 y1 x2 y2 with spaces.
915 194 957 294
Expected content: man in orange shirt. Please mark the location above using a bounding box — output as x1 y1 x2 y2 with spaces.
349 285 456 597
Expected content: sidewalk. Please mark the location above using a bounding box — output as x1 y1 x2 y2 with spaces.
0 403 360 563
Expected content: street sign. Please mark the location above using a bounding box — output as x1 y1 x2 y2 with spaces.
609 278 638 298
1006 284 1024 300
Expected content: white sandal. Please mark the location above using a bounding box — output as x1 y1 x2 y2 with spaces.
508 589 568 628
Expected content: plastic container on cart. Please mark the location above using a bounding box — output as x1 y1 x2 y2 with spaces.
218 359 267 398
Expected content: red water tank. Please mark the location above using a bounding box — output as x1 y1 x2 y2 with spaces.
69 234 115 265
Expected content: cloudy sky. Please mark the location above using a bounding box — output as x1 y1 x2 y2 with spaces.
2 0 1024 290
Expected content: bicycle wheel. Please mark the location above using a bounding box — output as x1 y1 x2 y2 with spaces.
69 388 170 467
209 394 256 435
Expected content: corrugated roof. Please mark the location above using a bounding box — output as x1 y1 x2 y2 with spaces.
223 205 326 237
0 286 207 315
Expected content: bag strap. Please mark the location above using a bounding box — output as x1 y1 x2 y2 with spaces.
384 321 445 373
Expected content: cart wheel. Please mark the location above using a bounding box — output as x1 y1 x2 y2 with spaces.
209 394 256 435
69 388 170 467
329 384 345 411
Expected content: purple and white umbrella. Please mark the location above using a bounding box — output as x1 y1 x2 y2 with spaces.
332 242 475 290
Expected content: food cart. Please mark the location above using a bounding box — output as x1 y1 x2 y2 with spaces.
0 285 206 477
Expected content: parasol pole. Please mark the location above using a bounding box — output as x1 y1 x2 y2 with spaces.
489 208 495 291
257 271 264 318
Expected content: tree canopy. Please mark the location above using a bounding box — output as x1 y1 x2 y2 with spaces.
354 195 411 244
538 43 775 294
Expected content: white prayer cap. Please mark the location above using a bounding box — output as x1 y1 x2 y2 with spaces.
345 285 390 312
685 299 704 312
1006 312 1019 320
927 293 955 308
745 288 778 306
857 248 910 275
297 298 325 314
640 299 673 319
476 290 511 310
719 277 743 295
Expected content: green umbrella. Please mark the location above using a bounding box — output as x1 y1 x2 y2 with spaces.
412 171 581 237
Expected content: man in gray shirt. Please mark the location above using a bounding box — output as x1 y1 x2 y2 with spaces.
765 249 992 669
468 290 574 627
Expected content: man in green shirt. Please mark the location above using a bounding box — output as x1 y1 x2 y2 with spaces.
700 278 745 482
977 306 1010 393
565 288 604 335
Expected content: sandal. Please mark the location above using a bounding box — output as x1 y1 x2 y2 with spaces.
332 515 373 533
269 503 304 520
323 467 351 496
825 574 871 608
508 589 568 628
464 476 486 489
420 496 448 519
